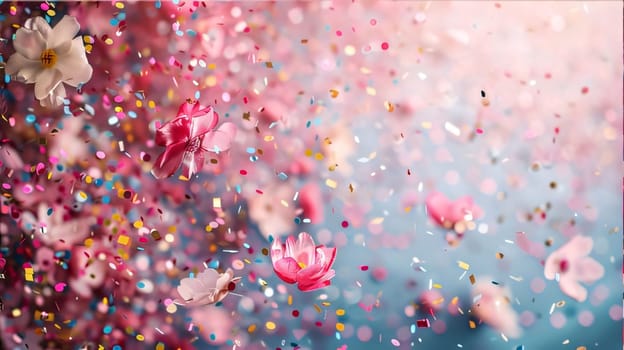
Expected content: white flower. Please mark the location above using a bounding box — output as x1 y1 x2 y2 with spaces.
176 268 240 306
5 15 92 107
471 279 522 338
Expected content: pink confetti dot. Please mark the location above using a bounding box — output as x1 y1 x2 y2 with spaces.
581 86 589 94
371 267 387 282
370 19 377 26
609 305 623 320
360 265 369 271
357 325 372 341
336 30 342 37
96 151 106 159
519 310 536 327
391 339 400 346
530 277 546 293
240 169 247 175
22 184 33 194
381 42 390 50
550 311 566 329
577 310 594 327
341 220 349 228
54 283 66 292
431 320 446 334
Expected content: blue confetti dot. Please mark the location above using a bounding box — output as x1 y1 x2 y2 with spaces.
103 325 112 334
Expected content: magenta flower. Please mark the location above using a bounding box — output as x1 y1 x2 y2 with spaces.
425 191 483 230
270 232 336 292
151 100 236 179
544 235 604 302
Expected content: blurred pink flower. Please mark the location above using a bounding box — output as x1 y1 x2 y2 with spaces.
175 268 240 306
247 183 297 240
271 232 336 292
425 191 483 231
5 16 92 107
21 203 95 248
544 235 604 302
298 183 324 224
471 280 521 338
69 246 107 298
0 144 24 170
151 100 237 179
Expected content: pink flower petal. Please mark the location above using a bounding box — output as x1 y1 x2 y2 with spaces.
559 275 588 302
155 116 190 147
273 257 300 284
575 257 605 284
151 142 187 179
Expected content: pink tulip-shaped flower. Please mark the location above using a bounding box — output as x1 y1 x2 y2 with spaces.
176 268 240 306
271 232 336 292
544 235 604 302
425 191 483 231
151 100 236 179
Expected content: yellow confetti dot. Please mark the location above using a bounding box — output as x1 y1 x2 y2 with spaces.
344 45 356 56
206 75 217 87
433 283 442 289
313 304 322 313
304 149 313 157
117 235 130 246
384 101 394 112
336 323 345 332
469 320 476 329
205 225 213 232
287 295 293 306
136 334 144 341
84 238 93 247
104 38 114 45
115 1 125 8
148 100 156 109
265 321 276 330
264 135 274 142
165 304 177 313
457 261 470 270
336 309 345 316
156 342 165 350
314 152 324 161
47 9 56 16
325 179 337 189
85 44 93 54
329 89 339 98
366 87 376 96
12 308 21 317
136 100 143 108
207 63 216 70
213 197 222 208
133 220 143 229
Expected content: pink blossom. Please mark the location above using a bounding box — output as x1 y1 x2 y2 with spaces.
151 100 236 179
20 203 95 248
544 235 604 302
175 268 240 306
425 191 483 231
471 279 522 338
298 183 324 224
69 246 107 298
270 232 336 292
247 183 297 240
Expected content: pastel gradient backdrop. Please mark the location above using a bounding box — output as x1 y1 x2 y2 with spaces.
0 1 621 350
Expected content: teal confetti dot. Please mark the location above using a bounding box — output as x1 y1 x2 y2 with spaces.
103 325 112 334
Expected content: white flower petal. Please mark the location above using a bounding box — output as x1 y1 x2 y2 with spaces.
34 69 62 100
14 27 46 60
39 84 66 108
56 37 92 87
5 53 42 83
25 17 52 39
49 16 80 53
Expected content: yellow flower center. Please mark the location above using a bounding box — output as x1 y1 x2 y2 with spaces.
40 49 57 68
